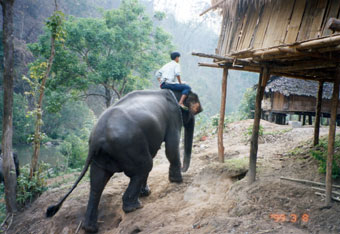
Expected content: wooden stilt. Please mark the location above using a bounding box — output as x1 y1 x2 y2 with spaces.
303 115 306 125
218 68 228 163
325 66 340 207
314 81 324 146
269 112 273 122
298 115 301 122
308 115 312 125
248 67 270 185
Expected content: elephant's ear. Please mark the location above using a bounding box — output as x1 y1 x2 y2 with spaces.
185 92 203 115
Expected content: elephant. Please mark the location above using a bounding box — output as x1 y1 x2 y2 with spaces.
46 89 202 233
0 149 20 183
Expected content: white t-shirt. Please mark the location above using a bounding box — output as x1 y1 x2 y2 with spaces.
155 60 181 84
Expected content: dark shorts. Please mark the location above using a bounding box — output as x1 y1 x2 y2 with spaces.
160 82 191 95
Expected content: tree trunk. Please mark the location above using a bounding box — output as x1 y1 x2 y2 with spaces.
325 66 340 206
248 67 269 185
218 68 228 163
314 81 324 146
104 85 112 108
1 0 17 213
30 29 56 179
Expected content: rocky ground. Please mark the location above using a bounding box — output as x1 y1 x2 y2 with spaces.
7 120 340 234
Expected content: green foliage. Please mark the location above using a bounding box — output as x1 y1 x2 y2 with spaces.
246 125 264 137
46 11 66 42
0 92 34 144
58 133 88 169
29 0 173 109
16 163 49 207
239 87 257 120
42 100 96 140
310 135 340 178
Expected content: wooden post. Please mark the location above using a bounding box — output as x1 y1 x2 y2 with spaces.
308 115 312 125
248 67 269 185
298 114 301 122
302 115 306 125
314 81 324 146
325 66 340 207
218 68 228 163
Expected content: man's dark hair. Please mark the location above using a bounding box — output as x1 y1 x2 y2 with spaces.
170 52 180 60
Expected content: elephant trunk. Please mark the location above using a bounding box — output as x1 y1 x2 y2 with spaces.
182 117 195 172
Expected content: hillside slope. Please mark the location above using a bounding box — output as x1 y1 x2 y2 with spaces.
8 120 340 234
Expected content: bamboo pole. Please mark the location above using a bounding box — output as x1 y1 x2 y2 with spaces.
325 65 340 207
231 35 340 59
314 81 324 146
280 176 340 189
315 192 340 202
312 187 340 196
248 67 269 185
218 68 228 163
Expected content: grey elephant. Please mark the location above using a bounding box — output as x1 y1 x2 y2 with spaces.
46 89 202 233
0 149 20 183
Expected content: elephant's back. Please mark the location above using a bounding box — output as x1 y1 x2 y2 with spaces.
90 90 174 149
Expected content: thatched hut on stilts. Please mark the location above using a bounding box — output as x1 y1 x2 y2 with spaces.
193 0 340 207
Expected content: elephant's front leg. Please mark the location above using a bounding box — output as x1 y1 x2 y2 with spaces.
165 135 183 183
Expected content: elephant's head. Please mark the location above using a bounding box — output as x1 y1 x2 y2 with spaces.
185 92 203 116
181 92 202 172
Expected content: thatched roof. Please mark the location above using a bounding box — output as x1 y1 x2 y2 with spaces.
265 77 334 100
212 0 271 17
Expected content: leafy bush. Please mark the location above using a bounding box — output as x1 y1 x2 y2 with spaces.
310 135 340 178
58 133 88 169
238 87 256 120
16 163 48 207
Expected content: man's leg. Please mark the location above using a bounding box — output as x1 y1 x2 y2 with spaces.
178 94 187 106
161 83 191 107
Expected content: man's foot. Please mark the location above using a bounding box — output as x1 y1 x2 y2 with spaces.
179 104 188 111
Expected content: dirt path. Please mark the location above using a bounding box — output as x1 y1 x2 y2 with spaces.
8 120 340 234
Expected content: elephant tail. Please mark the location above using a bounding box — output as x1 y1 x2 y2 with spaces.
46 147 94 218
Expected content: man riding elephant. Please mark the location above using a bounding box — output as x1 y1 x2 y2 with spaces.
156 52 191 110
46 89 202 233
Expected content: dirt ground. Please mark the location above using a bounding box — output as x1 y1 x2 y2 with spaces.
7 120 340 234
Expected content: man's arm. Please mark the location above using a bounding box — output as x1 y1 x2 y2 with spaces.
176 75 182 84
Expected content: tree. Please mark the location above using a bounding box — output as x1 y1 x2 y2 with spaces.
24 10 65 178
29 0 173 109
0 0 17 214
239 87 257 119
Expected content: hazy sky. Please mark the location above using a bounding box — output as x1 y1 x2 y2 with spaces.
152 0 221 33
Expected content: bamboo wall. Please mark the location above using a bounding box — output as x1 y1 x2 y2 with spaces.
262 92 340 114
217 0 340 56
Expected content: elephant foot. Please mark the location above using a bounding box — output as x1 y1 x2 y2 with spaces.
123 200 143 213
169 169 183 183
140 185 151 197
83 223 98 233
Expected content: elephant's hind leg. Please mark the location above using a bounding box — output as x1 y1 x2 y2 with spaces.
83 163 112 233
139 174 151 197
123 157 152 213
